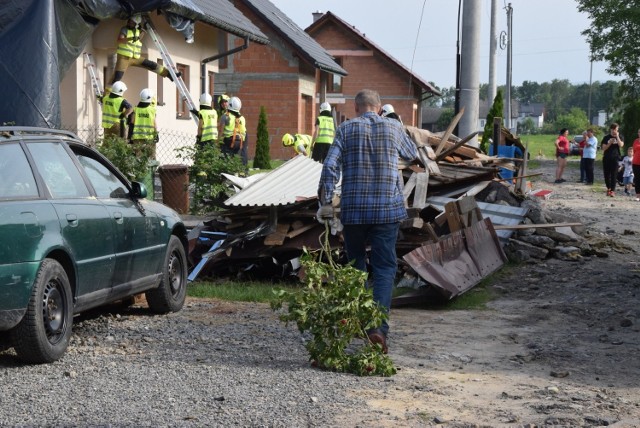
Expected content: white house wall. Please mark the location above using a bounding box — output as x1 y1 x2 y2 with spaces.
61 17 221 164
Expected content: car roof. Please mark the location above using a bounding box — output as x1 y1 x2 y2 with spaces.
0 126 88 146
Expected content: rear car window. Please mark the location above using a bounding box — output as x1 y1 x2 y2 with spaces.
27 142 90 199
0 143 39 199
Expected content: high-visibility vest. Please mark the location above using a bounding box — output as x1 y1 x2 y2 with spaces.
223 113 246 143
102 96 124 128
131 105 156 141
315 116 335 144
199 109 218 142
294 134 312 156
116 27 142 59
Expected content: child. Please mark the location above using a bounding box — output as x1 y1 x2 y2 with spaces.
620 147 634 195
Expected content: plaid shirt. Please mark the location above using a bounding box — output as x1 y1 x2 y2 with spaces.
318 111 417 224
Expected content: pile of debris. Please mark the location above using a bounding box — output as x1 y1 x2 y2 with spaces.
185 124 581 303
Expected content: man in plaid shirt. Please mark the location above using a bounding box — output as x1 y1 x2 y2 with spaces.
317 89 417 353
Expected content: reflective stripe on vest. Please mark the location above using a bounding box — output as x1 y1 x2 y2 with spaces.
315 116 335 144
102 96 125 128
199 109 218 142
294 134 312 156
132 105 156 140
222 113 235 138
116 28 142 59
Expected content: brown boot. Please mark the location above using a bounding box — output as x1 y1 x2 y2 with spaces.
367 330 388 354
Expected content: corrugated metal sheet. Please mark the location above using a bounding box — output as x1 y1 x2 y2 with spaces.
240 0 347 76
224 155 323 207
425 195 529 243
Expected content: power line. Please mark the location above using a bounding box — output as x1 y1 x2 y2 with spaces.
407 0 428 96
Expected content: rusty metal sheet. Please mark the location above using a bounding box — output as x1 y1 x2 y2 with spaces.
402 218 507 299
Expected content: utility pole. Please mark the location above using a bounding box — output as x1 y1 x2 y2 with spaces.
505 3 513 132
458 0 481 146
588 59 593 124
488 0 498 104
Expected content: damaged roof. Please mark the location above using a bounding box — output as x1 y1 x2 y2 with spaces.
238 0 347 75
224 155 324 207
160 0 270 44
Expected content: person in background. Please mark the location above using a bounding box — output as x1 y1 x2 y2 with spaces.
380 104 403 124
317 89 417 354
282 133 312 157
620 147 634 195
601 122 624 197
554 128 570 183
582 128 597 185
311 102 336 163
101 81 132 138
578 131 588 183
195 93 218 148
633 129 640 201
130 88 158 158
111 15 178 85
221 96 248 168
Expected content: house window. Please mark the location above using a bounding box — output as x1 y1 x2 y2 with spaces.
176 63 189 120
208 72 215 98
328 58 342 93
218 30 228 69
156 58 164 106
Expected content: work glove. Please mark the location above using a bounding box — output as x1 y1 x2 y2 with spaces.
316 204 334 224
196 135 202 145
190 108 199 117
153 132 159 144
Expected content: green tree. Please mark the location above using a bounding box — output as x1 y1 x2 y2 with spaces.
518 117 536 135
481 89 504 154
434 108 454 132
252 106 271 170
555 108 590 135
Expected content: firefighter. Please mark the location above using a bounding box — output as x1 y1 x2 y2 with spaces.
101 81 132 138
111 14 179 85
130 88 159 158
196 93 218 147
380 104 403 124
282 133 312 157
221 96 248 167
311 102 336 163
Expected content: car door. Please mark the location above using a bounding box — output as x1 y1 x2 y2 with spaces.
72 148 164 286
26 142 116 297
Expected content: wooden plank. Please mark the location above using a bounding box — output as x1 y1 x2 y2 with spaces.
422 223 440 242
434 107 465 157
444 201 463 232
285 223 316 239
403 172 417 203
435 131 479 162
400 217 424 229
413 172 429 209
493 222 582 230
263 222 291 246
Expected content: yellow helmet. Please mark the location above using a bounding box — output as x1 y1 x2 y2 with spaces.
282 133 295 147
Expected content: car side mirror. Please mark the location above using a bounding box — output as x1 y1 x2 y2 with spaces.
130 181 148 199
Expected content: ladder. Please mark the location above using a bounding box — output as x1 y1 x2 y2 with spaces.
143 19 199 124
83 52 103 102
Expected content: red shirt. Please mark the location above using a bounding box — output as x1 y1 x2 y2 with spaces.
556 136 569 154
633 138 640 165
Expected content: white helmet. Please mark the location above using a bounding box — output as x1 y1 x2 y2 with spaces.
199 93 212 106
228 96 242 112
140 88 153 102
320 102 331 112
130 14 142 25
380 104 395 117
111 81 127 96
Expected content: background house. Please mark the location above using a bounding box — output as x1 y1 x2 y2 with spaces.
216 0 347 161
516 102 545 129
305 11 440 128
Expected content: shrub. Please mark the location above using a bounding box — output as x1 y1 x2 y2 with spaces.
481 90 504 154
175 143 245 214
96 135 152 180
253 106 271 170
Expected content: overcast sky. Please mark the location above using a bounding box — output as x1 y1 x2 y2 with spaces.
269 0 620 89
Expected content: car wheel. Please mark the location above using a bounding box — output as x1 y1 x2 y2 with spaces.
146 235 187 313
12 259 73 363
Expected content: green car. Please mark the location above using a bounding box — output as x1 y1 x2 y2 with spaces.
0 127 188 363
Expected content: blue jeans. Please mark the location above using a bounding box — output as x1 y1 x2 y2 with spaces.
342 223 400 336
